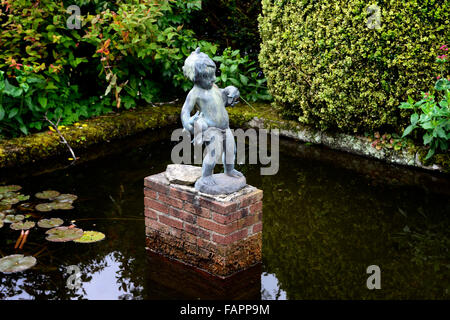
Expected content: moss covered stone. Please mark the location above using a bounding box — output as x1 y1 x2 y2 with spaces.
0 105 181 168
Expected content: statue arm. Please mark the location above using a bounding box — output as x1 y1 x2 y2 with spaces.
181 90 196 134
221 86 240 107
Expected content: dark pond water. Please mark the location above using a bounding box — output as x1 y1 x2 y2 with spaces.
1 129 449 300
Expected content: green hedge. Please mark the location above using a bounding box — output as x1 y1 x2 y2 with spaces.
259 0 450 133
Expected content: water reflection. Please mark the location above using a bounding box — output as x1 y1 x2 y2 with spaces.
261 272 287 300
1 131 449 299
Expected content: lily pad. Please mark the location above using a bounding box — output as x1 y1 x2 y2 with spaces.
0 220 3 229
38 218 64 229
0 254 36 273
0 213 4 220
54 194 78 203
4 215 25 223
0 185 22 193
10 221 35 230
1 198 20 205
35 190 60 200
45 227 83 242
51 202 74 210
35 203 53 212
74 231 106 243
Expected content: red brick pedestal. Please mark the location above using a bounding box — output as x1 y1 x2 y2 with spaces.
144 172 263 278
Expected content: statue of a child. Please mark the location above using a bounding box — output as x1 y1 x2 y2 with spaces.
181 48 244 192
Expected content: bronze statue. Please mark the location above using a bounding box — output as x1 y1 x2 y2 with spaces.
181 48 246 194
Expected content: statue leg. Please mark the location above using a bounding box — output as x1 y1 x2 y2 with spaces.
201 139 217 186
223 128 244 178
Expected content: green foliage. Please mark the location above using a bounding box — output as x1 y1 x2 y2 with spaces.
189 0 262 59
259 0 450 133
0 0 268 138
399 80 449 160
213 48 272 102
398 49 449 159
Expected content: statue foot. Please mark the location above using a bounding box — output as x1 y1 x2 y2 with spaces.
202 175 217 186
225 169 244 178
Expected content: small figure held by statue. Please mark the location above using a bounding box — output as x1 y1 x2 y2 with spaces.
181 48 246 195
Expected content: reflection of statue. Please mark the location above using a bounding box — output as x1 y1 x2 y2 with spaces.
181 48 246 194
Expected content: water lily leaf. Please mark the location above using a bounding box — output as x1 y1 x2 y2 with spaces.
17 194 30 201
4 215 25 223
0 254 36 273
51 202 74 210
0 210 15 222
0 220 3 229
0 185 22 193
10 220 35 230
35 190 60 199
54 194 78 203
38 218 64 229
45 227 83 242
74 231 106 243
35 203 53 212
1 198 20 205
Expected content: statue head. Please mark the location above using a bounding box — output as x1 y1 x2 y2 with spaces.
183 48 216 90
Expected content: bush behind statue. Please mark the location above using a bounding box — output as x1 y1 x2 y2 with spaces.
259 0 450 133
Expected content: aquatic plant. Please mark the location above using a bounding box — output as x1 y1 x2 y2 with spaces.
74 231 106 244
0 185 22 193
10 221 35 231
51 202 74 211
35 203 53 212
45 227 83 242
35 190 60 200
37 218 64 229
54 194 78 203
3 215 25 223
0 254 37 273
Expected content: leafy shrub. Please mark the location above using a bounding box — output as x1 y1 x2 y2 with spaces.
189 0 262 59
399 48 449 159
81 0 218 109
259 0 450 133
0 0 268 137
213 48 272 102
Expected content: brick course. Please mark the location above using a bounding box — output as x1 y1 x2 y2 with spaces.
144 172 263 278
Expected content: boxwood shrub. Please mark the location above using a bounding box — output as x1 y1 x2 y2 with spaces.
259 0 449 133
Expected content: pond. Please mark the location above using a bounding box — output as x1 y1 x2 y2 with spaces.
0 129 449 299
